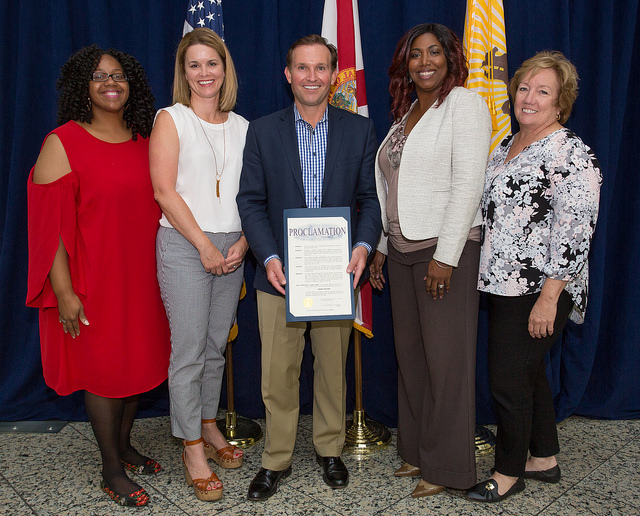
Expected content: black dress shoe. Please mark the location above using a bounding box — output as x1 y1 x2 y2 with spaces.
523 464 561 483
247 466 292 501
316 453 349 489
466 477 525 503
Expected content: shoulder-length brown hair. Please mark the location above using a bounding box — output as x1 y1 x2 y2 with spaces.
172 28 238 112
388 23 468 122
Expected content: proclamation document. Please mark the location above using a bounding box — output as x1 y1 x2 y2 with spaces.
284 207 355 322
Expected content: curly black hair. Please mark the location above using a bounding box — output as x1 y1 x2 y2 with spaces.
56 45 155 139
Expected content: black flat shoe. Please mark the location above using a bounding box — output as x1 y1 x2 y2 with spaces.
121 458 162 475
523 464 561 483
466 477 525 503
316 453 349 489
247 466 292 501
100 479 150 507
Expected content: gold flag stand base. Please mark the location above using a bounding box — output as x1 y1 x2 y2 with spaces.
475 425 496 456
343 329 391 454
216 410 262 449
344 409 390 454
216 337 262 449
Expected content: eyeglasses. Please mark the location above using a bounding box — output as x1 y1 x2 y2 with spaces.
91 72 128 82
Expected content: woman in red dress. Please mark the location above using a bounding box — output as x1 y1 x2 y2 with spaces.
26 46 170 507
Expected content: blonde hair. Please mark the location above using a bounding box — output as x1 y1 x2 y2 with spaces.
509 51 578 124
172 28 238 112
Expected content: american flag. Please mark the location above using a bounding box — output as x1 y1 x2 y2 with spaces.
183 0 224 38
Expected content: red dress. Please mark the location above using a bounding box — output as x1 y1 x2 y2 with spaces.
26 121 170 397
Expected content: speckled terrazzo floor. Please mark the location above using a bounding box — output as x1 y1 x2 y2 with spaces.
1 414 639 515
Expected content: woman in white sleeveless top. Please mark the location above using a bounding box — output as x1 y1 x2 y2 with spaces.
150 28 248 502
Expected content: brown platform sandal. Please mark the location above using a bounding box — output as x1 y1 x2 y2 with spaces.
201 418 243 469
183 438 223 501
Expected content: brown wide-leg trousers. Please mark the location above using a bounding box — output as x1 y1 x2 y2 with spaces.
387 240 479 489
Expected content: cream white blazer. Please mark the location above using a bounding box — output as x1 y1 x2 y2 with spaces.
375 87 492 266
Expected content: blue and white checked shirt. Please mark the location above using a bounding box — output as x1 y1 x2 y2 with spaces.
294 104 328 209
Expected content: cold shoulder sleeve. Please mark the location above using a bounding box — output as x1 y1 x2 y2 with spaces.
26 168 83 308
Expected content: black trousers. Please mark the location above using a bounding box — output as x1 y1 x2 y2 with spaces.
487 290 573 477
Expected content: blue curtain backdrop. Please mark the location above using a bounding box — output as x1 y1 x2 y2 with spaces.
1 0 638 425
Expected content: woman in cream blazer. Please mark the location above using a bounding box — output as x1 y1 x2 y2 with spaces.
369 23 491 498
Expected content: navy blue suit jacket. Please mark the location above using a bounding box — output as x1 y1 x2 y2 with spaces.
237 104 381 297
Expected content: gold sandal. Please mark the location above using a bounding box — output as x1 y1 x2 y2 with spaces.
183 438 223 501
201 419 243 469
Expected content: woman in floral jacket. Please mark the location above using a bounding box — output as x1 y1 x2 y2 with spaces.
467 51 601 503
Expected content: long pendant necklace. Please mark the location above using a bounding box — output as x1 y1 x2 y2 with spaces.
194 109 226 200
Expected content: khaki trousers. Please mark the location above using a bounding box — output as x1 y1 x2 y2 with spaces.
257 290 353 470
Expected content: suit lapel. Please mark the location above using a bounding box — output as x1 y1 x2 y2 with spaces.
278 105 305 200
323 105 344 200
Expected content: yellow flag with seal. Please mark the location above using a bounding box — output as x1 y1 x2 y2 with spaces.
463 0 511 153
227 280 246 342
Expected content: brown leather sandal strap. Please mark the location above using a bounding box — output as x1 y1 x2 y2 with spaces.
192 471 222 490
183 437 204 446
201 418 217 424
216 445 243 461
216 446 235 459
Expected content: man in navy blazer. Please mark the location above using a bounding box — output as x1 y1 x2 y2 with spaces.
237 34 381 501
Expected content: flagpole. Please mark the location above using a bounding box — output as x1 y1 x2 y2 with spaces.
215 283 262 447
343 329 391 453
216 337 263 448
322 0 390 453
464 0 509 457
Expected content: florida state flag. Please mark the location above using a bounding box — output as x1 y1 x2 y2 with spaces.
322 0 373 337
321 0 368 117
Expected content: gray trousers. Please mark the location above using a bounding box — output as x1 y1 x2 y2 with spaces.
156 226 244 440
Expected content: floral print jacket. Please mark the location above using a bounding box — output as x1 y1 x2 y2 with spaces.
478 128 602 323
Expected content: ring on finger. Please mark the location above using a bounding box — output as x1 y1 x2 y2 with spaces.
438 284 445 289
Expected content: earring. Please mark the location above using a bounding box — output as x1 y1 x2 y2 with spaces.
556 113 560 120
407 76 413 83
87 97 92 111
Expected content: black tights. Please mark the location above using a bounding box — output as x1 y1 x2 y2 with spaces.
84 392 148 495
